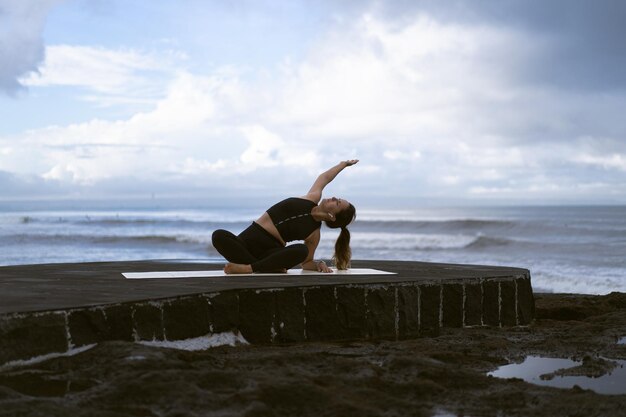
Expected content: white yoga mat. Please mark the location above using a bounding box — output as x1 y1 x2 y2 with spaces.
122 268 396 279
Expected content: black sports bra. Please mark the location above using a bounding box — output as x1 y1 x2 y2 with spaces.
266 197 321 242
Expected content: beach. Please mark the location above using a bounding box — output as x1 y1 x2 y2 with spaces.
1 203 626 415
1 292 625 416
4 0 626 414
2 202 625 294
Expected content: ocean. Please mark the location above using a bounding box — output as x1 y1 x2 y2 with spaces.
1 201 624 295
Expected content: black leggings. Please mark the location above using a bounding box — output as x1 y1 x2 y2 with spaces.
211 222 309 273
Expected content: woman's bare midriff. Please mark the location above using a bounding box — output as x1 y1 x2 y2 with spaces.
255 212 286 246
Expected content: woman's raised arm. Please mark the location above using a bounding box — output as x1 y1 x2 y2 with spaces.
304 160 358 202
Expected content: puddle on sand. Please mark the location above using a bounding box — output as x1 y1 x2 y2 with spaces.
0 372 95 397
488 356 626 395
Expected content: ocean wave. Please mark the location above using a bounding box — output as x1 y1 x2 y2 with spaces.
73 218 250 227
464 236 515 249
354 219 517 231
0 233 214 246
348 232 520 251
96 235 213 245
67 218 247 229
0 212 253 227
7 213 625 242
348 233 460 250
3 230 518 252
352 218 626 242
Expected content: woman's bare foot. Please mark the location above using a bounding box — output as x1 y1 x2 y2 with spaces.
224 263 253 274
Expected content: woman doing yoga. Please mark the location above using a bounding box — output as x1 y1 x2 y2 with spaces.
211 160 358 274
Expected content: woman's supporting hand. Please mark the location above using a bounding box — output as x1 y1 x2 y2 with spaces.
317 260 333 273
301 258 333 273
343 159 359 167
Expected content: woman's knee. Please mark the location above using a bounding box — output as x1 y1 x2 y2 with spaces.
211 229 237 255
290 243 309 260
211 229 233 247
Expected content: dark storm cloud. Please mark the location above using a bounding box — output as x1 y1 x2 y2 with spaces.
0 0 62 95
472 0 626 91
369 0 626 91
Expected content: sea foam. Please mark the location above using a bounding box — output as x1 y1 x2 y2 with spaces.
138 331 249 351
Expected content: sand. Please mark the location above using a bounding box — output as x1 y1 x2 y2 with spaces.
1 292 626 417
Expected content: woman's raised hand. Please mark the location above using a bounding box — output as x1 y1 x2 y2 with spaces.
307 160 359 199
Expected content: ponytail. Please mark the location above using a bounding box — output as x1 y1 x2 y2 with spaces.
325 203 356 270
333 227 352 270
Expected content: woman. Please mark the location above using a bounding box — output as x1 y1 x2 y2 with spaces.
212 159 358 274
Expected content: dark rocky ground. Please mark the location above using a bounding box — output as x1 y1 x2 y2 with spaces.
1 292 626 417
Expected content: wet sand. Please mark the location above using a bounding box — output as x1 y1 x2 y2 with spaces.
1 292 625 417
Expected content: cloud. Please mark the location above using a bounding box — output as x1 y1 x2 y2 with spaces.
575 153 626 172
383 150 421 161
0 0 63 95
2 4 626 203
0 169 68 198
21 45 156 90
273 13 538 148
370 0 626 91
10 72 241 181
19 44 186 108
0 67 319 191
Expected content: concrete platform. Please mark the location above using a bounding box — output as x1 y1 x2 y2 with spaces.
0 260 534 366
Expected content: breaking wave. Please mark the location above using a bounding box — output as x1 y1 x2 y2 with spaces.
349 232 519 251
1 233 213 246
2 205 626 294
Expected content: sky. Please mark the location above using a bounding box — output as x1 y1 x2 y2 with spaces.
1 0 626 206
